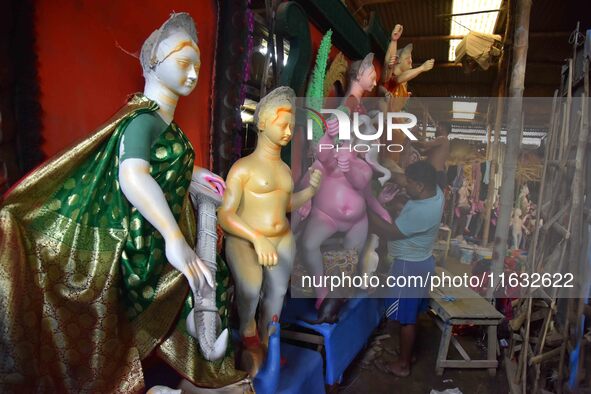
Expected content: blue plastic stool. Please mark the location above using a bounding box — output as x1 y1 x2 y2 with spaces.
281 296 385 384
277 343 325 394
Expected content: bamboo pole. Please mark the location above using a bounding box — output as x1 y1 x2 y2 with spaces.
529 347 562 365
527 90 558 393
487 3 532 387
531 91 560 393
568 87 590 393
486 1 532 389
485 123 493 160
481 0 512 247
482 94 505 246
489 0 531 296
575 54 590 394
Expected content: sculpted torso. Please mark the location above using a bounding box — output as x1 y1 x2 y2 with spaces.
311 158 370 227
234 157 293 237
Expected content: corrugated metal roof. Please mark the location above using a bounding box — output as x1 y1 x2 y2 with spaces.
352 0 590 97
371 0 453 37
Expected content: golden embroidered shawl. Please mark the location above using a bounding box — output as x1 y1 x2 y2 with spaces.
0 94 245 393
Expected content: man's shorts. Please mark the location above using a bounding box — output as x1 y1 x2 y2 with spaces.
385 256 435 325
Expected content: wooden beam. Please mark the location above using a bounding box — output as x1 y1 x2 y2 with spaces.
413 61 562 69
438 360 498 368
483 0 510 247
542 202 571 231
488 0 530 255
492 2 533 392
412 81 494 88
529 347 562 365
400 34 466 42
434 62 463 68
437 9 503 18
398 31 568 42
355 0 405 6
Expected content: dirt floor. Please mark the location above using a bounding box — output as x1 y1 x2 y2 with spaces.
336 255 509 394
338 314 509 394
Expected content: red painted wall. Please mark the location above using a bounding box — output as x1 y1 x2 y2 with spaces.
35 0 217 167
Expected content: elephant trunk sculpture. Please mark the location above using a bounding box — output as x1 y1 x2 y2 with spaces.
358 112 392 186
187 182 229 361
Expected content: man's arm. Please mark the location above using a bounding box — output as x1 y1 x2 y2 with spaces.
365 187 392 224
368 208 406 241
414 136 446 152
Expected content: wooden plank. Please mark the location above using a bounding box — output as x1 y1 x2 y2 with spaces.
429 268 504 321
541 202 570 231
529 347 561 365
488 325 498 376
451 335 472 361
436 323 453 376
547 159 576 167
434 318 472 361
439 360 498 368
396 32 567 42
429 297 504 320
550 221 570 239
447 318 503 326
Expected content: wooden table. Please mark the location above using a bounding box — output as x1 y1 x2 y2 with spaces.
438 225 452 261
429 267 505 376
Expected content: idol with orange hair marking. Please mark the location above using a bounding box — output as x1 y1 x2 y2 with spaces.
218 86 322 377
0 13 246 393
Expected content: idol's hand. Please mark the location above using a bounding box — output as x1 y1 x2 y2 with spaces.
192 167 226 196
253 235 278 266
391 24 403 41
165 236 214 292
297 200 312 219
421 59 435 72
309 169 322 193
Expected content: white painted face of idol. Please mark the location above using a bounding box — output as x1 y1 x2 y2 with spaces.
152 32 201 96
358 65 377 92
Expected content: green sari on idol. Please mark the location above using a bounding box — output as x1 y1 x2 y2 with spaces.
0 94 246 393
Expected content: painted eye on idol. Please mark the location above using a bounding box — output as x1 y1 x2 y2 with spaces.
176 60 190 69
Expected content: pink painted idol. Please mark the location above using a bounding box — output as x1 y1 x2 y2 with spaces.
296 53 392 314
